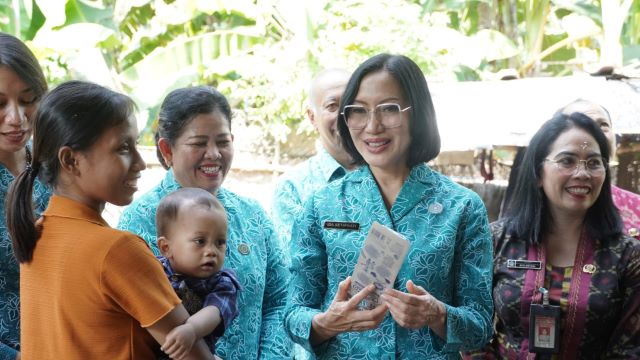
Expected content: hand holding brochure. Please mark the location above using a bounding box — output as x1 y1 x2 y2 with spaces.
349 222 410 310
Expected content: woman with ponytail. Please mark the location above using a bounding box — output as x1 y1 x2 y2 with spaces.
6 81 214 360
0 32 51 360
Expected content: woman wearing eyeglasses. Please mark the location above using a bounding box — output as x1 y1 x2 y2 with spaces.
560 99 640 240
284 53 493 359
465 112 640 359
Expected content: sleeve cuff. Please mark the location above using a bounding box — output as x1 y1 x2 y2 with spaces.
430 304 464 353
287 307 333 354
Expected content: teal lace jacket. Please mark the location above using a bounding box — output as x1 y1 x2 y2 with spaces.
118 170 292 359
284 164 494 359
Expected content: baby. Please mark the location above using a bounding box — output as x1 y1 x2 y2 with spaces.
155 187 240 359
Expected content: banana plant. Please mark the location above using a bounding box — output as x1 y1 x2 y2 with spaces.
0 0 45 39
22 0 281 141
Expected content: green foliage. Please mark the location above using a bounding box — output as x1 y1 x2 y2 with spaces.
554 0 602 26
54 0 115 30
0 0 45 39
541 33 577 62
119 3 155 38
523 0 551 60
30 46 73 85
5 0 637 157
24 0 45 40
116 4 258 71
621 0 640 45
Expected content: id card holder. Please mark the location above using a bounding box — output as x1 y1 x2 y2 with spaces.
529 299 560 353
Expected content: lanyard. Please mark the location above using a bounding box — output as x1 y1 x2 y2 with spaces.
519 231 595 359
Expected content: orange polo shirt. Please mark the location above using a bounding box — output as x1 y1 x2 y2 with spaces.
20 195 180 360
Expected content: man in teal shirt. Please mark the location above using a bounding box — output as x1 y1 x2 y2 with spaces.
272 68 354 360
272 69 355 250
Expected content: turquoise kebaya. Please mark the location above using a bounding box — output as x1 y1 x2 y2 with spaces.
272 148 349 253
118 170 292 359
284 164 493 359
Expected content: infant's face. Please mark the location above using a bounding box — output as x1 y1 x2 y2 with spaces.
165 205 227 279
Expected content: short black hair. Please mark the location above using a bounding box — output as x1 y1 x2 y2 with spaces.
156 187 225 238
155 86 232 169
337 54 440 166
503 112 622 244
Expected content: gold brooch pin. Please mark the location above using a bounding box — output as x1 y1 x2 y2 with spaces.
582 264 596 274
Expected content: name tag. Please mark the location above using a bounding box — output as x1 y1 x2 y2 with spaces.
324 221 360 231
529 304 561 353
507 259 542 270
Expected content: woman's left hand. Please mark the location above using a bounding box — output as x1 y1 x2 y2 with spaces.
380 279 447 339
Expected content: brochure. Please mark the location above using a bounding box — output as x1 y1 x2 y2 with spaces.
349 221 410 310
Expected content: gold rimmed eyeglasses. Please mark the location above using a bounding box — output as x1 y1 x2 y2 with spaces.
543 155 607 176
341 103 411 130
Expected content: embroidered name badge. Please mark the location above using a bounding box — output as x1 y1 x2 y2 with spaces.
324 221 360 231
507 259 542 270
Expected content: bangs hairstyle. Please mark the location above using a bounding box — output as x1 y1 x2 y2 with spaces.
156 187 225 238
155 86 232 169
503 112 623 244
337 53 440 167
0 32 47 99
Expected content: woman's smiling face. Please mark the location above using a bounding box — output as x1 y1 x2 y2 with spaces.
348 70 411 174
540 127 605 219
0 66 38 156
159 111 234 194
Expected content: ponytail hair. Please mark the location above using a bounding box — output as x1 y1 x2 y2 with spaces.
6 80 135 263
7 162 40 263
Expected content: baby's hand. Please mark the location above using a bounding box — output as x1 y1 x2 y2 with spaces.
161 323 197 360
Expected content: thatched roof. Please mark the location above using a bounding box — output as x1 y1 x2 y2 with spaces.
429 76 640 151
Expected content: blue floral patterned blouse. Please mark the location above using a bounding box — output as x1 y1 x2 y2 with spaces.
117 170 292 359
0 162 51 360
284 164 494 359
272 149 349 360
272 148 348 254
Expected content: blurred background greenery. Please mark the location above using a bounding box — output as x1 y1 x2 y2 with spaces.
2 0 639 162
